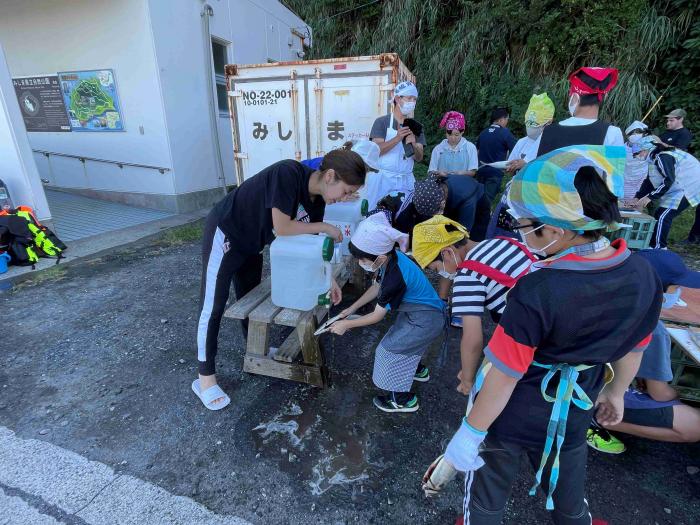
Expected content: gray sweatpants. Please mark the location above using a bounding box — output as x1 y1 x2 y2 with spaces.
464 435 592 525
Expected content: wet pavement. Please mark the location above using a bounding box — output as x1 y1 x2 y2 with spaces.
1 230 699 524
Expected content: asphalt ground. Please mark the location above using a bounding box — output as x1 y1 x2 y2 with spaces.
1 229 699 524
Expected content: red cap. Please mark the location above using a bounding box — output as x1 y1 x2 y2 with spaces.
568 67 619 101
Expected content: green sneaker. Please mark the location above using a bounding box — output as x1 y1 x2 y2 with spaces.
373 393 419 413
414 363 430 382
586 427 626 454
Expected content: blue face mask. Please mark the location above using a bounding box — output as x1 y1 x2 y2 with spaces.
663 287 682 309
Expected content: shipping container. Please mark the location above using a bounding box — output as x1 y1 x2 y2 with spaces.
225 53 415 183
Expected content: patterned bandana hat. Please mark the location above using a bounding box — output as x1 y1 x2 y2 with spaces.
625 120 648 136
351 212 409 256
394 81 419 98
636 135 661 153
412 215 469 268
439 111 466 131
507 145 627 232
413 176 446 216
524 93 555 128
568 67 619 101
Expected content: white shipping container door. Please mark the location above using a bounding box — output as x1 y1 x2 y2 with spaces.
231 77 309 179
308 71 390 157
228 56 414 181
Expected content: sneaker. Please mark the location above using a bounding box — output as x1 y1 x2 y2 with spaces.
373 393 419 413
414 363 430 382
451 315 463 328
586 427 626 454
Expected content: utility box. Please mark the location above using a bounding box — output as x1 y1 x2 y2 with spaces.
225 54 415 183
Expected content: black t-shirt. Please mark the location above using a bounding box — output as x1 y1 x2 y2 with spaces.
483 241 662 449
537 120 610 156
215 160 326 256
660 127 693 152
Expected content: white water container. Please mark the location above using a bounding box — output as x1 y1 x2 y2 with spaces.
270 234 334 310
323 199 369 255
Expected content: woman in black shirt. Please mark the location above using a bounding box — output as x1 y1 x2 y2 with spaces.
193 151 366 410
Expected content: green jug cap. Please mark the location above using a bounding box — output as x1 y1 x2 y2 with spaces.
360 199 369 216
318 293 330 306
322 236 334 262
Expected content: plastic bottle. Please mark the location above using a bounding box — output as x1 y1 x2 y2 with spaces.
322 199 369 255
270 234 334 310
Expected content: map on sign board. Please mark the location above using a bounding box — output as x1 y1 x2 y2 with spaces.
58 69 124 131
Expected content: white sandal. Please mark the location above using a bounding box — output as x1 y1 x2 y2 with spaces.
191 379 230 411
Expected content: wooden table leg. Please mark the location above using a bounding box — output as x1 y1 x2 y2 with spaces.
297 311 329 387
246 320 270 356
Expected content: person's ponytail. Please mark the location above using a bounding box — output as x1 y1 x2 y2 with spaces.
574 166 622 239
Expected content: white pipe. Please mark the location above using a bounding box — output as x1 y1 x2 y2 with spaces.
201 2 227 196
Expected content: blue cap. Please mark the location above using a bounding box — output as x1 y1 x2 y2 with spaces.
636 249 700 290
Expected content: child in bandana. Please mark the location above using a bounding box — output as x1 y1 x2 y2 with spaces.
429 111 479 177
425 146 662 525
328 213 446 413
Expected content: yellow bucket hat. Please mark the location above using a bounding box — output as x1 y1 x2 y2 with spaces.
524 93 555 128
412 215 468 268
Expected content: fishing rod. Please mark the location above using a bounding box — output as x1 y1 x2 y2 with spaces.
641 72 681 122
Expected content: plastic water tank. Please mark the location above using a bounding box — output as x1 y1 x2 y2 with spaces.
270 234 334 310
323 198 369 255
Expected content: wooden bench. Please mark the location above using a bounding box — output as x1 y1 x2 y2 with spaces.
223 256 363 388
665 324 700 403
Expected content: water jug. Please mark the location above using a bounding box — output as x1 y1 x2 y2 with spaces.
270 234 334 310
323 199 369 256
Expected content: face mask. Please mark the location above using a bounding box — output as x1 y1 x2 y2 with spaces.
628 133 644 144
567 94 579 117
663 287 682 309
437 249 459 280
526 125 543 139
519 224 557 258
400 101 416 115
360 257 381 273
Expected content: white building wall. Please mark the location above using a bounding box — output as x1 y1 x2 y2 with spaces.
0 45 50 221
0 0 309 212
0 0 174 200
149 0 309 196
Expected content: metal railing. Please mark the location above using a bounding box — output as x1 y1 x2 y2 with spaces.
33 149 171 174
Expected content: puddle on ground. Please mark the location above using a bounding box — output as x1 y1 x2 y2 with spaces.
251 394 383 496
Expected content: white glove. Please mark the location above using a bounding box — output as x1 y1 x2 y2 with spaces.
444 419 487 472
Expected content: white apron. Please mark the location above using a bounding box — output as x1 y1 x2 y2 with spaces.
365 113 416 210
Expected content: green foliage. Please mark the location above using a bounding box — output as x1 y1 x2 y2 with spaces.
651 0 700 150
285 0 694 151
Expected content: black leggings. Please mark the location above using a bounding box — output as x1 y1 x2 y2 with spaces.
196 208 262 375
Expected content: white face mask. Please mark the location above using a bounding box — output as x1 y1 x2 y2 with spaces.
437 249 459 280
400 100 416 115
360 257 380 273
519 224 558 258
567 94 579 117
628 133 645 144
526 125 544 139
